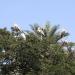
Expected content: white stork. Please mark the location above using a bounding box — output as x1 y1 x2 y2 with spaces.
37 27 44 40
12 23 21 32
20 32 26 40
57 28 68 35
37 27 44 35
11 23 26 40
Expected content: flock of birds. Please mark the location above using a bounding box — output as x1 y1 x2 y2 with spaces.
11 24 45 40
1 24 73 66
11 23 68 41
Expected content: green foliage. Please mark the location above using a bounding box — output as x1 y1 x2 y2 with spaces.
0 23 75 75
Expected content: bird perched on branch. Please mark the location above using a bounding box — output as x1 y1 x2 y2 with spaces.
11 23 26 40
11 23 21 32
37 27 44 35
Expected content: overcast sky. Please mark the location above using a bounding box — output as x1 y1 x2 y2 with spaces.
0 0 75 42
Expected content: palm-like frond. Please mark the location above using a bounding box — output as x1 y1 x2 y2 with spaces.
49 25 59 37
29 22 69 44
30 24 39 32
60 31 69 38
51 32 69 43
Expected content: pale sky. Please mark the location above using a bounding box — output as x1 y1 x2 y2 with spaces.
0 0 75 42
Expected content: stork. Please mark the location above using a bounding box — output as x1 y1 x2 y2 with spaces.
37 27 44 40
20 33 26 40
37 27 44 35
11 23 21 32
11 23 26 40
57 28 68 35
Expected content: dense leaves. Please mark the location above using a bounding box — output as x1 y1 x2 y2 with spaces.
0 23 75 75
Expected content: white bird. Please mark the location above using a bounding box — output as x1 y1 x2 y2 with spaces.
12 23 21 32
11 23 26 40
37 27 44 35
56 28 68 35
20 33 26 40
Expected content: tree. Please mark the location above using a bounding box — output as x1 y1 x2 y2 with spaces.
29 22 69 44
0 22 75 75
